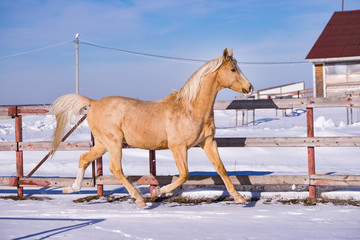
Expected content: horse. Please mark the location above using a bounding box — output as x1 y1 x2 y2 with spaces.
51 48 253 206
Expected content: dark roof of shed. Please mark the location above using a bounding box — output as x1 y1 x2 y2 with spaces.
306 10 360 60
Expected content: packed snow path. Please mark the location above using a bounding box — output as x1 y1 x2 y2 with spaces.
0 191 359 240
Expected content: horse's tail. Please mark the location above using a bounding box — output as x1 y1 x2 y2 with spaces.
51 94 92 155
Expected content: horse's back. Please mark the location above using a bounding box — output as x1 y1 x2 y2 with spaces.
87 95 172 150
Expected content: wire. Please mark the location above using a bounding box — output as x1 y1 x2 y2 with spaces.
79 40 208 63
237 61 308 65
79 40 308 65
0 38 309 65
0 40 73 59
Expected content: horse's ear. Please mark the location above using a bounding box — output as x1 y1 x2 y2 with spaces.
229 48 233 57
223 48 228 58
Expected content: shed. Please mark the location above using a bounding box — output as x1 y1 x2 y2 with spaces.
306 9 360 97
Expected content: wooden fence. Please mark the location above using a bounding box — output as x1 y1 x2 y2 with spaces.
0 97 360 200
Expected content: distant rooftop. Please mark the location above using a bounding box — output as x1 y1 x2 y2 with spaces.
306 9 360 60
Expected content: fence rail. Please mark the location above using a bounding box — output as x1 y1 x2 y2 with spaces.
1 174 359 189
1 136 359 152
0 97 359 200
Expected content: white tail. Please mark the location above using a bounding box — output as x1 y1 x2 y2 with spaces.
51 94 92 155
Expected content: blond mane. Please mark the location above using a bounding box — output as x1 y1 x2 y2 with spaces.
177 56 224 103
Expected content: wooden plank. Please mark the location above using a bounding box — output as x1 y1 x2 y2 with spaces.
0 105 52 116
186 175 309 186
0 106 9 116
214 137 360 148
18 142 94 151
96 175 121 185
315 65 324 98
214 97 360 110
18 177 94 187
310 174 360 186
0 142 17 151
97 175 359 186
16 105 52 115
96 175 159 185
1 137 359 152
0 177 11 186
96 175 310 186
2 175 359 188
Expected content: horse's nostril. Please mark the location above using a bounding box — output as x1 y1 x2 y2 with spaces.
243 85 253 95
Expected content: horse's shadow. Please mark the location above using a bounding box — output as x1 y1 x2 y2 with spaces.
146 171 272 209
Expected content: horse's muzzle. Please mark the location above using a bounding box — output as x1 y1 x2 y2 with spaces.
242 85 253 96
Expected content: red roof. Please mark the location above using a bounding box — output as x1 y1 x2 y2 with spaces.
306 10 360 60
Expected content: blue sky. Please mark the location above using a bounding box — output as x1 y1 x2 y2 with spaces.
1 0 359 104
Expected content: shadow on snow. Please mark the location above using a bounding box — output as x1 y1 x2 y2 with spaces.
0 217 105 240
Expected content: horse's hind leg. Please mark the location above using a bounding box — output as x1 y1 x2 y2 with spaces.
108 144 146 206
63 141 107 193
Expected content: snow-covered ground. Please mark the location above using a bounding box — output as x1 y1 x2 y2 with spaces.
1 107 360 239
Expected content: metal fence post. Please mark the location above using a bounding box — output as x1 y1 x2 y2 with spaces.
149 150 156 197
91 133 104 196
306 107 316 199
96 157 103 196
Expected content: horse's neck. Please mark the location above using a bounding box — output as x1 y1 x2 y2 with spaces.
190 72 219 120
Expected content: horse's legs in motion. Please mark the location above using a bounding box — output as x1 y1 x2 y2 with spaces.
200 139 246 203
155 146 188 195
63 142 107 193
108 142 146 206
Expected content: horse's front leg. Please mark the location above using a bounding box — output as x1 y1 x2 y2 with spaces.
154 146 188 196
200 138 246 204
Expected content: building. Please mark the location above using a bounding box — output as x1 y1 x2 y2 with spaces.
255 81 306 99
306 10 360 97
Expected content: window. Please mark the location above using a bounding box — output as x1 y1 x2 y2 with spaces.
325 62 360 84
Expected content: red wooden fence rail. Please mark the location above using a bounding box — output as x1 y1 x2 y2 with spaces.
1 97 360 200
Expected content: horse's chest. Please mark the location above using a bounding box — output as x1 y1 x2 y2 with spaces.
177 118 215 147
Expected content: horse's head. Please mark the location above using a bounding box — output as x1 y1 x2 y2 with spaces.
217 48 253 96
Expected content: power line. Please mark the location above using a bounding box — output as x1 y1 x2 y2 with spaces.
238 60 308 65
80 40 308 65
0 40 73 59
0 38 309 65
79 40 208 63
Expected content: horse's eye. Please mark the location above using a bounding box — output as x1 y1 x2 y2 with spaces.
231 68 236 72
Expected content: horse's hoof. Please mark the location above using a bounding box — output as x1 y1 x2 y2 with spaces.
136 200 146 207
234 196 246 204
62 186 73 194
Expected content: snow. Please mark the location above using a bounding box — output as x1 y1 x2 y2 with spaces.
1 107 360 239
1 194 359 240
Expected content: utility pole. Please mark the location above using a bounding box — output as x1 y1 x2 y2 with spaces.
342 0 344 11
75 33 79 94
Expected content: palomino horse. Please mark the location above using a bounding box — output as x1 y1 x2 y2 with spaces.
51 48 253 206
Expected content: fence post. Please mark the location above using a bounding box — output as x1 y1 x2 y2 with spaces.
306 107 316 199
91 133 104 196
149 150 156 197
235 110 238 126
11 106 24 197
96 157 103 196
